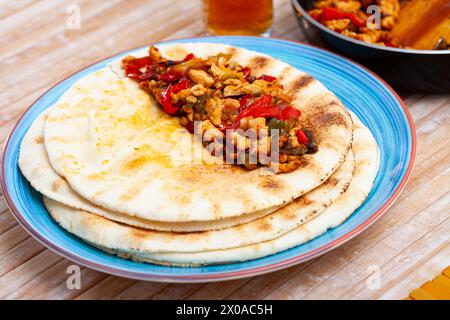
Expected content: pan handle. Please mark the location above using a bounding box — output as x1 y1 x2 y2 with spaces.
291 0 303 17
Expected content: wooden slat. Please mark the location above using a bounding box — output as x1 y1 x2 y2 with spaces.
350 220 450 299
75 276 137 300
381 245 450 300
0 211 18 234
149 283 206 300
263 153 449 299
203 102 450 300
0 249 61 299
35 267 109 300
0 0 448 300
0 225 30 255
5 259 77 300
113 281 168 300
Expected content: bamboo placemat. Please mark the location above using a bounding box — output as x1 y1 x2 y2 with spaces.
406 266 450 300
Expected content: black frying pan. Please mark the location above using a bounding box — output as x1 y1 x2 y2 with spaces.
291 0 450 93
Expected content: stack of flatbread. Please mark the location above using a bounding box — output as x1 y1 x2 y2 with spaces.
19 43 379 266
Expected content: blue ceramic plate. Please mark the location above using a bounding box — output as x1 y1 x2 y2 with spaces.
1 37 415 282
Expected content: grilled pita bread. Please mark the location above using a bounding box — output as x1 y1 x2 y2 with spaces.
42 151 353 253
43 43 353 222
44 113 377 265
22 110 353 242
135 115 379 265
19 109 277 232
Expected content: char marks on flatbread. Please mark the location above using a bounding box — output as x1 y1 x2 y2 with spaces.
43 43 353 222
44 113 377 265
42 151 353 253
19 109 277 232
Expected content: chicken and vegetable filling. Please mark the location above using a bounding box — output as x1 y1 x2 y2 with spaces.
122 46 318 173
309 0 400 47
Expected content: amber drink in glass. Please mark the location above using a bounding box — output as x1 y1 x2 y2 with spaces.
203 0 273 36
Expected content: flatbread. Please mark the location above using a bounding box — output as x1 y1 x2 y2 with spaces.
132 114 380 265
22 109 354 242
90 113 379 265
43 43 353 222
18 109 276 232
43 150 353 253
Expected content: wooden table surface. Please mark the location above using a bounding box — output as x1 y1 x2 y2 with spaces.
0 0 449 300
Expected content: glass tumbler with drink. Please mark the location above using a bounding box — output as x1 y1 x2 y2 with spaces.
203 0 273 36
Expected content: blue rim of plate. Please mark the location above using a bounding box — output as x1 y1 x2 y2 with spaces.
1 36 416 283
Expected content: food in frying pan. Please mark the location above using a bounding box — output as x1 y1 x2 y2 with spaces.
309 0 450 50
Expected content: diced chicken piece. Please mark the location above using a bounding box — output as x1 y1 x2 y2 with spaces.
210 64 225 78
358 29 382 43
380 0 400 16
200 120 224 140
324 19 351 32
205 98 218 114
191 84 208 97
224 85 245 97
149 46 161 61
239 117 252 131
218 98 240 122
341 29 360 40
223 79 241 86
335 1 361 12
188 69 215 87
381 16 396 30
380 0 400 30
248 117 267 130
181 105 194 121
182 104 193 114
171 89 191 104
222 98 241 109
218 56 228 66
213 89 224 99
185 95 197 104
210 107 223 126
252 79 282 96
243 84 263 96
289 134 301 148
231 132 251 150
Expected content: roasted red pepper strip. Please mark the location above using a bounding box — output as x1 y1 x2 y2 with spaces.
258 75 277 82
347 13 365 27
183 53 195 61
234 104 300 126
159 92 178 115
171 79 190 93
160 70 183 83
185 121 195 133
239 94 253 110
321 6 347 20
249 94 273 107
310 12 321 21
296 129 310 145
240 67 252 81
384 42 398 48
280 105 302 120
160 79 190 115
228 95 301 129
320 7 365 28
124 57 155 81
